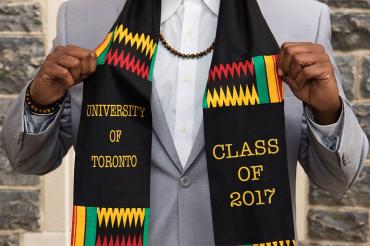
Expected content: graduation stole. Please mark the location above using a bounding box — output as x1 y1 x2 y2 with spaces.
71 0 296 245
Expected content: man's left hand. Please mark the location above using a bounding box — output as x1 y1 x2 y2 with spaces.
278 42 342 125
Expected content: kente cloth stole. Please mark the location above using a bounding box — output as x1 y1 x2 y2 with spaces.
71 0 296 245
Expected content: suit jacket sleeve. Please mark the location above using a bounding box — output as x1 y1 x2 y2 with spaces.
2 2 73 175
299 3 369 193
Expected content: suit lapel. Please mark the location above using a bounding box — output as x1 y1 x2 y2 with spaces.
115 0 126 15
183 122 205 172
151 87 183 172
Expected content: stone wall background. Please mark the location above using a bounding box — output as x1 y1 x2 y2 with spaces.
0 0 369 246
0 0 45 245
305 0 370 245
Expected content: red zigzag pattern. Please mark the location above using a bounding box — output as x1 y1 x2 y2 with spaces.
105 48 149 80
208 60 254 82
96 234 143 246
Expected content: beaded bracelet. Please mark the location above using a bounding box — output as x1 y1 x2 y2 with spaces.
25 83 65 115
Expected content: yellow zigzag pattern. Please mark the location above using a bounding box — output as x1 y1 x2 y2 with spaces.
252 239 296 246
97 208 146 228
95 32 113 58
207 84 259 108
114 25 156 58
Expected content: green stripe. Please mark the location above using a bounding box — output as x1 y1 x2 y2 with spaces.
97 32 114 65
84 207 97 246
202 86 209 109
143 208 151 246
149 45 158 81
253 56 270 104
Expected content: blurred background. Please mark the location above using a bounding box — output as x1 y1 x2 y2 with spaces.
0 0 369 245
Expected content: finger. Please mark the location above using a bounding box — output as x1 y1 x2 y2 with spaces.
65 45 97 76
46 46 68 62
289 52 329 80
55 45 97 77
88 52 97 75
52 45 67 55
79 51 96 77
57 55 82 83
295 62 332 89
281 43 325 76
46 63 75 89
278 42 297 76
278 42 313 76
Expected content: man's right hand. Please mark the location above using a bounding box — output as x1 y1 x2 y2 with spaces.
30 45 97 106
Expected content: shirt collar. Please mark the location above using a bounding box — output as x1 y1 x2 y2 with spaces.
203 0 220 15
161 0 219 23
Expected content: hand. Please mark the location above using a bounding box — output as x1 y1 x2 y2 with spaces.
30 45 97 105
278 42 342 125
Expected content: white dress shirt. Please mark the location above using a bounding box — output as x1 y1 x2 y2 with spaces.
25 0 343 168
154 0 219 165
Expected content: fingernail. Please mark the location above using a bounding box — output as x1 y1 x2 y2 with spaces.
278 68 284 77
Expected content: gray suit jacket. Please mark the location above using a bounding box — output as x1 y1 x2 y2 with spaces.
3 0 369 245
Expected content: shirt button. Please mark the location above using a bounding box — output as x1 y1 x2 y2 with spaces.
186 30 192 37
180 126 187 133
179 176 191 188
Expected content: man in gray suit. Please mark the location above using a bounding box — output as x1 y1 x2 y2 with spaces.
3 0 369 245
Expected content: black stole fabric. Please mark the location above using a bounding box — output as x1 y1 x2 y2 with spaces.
71 0 296 245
